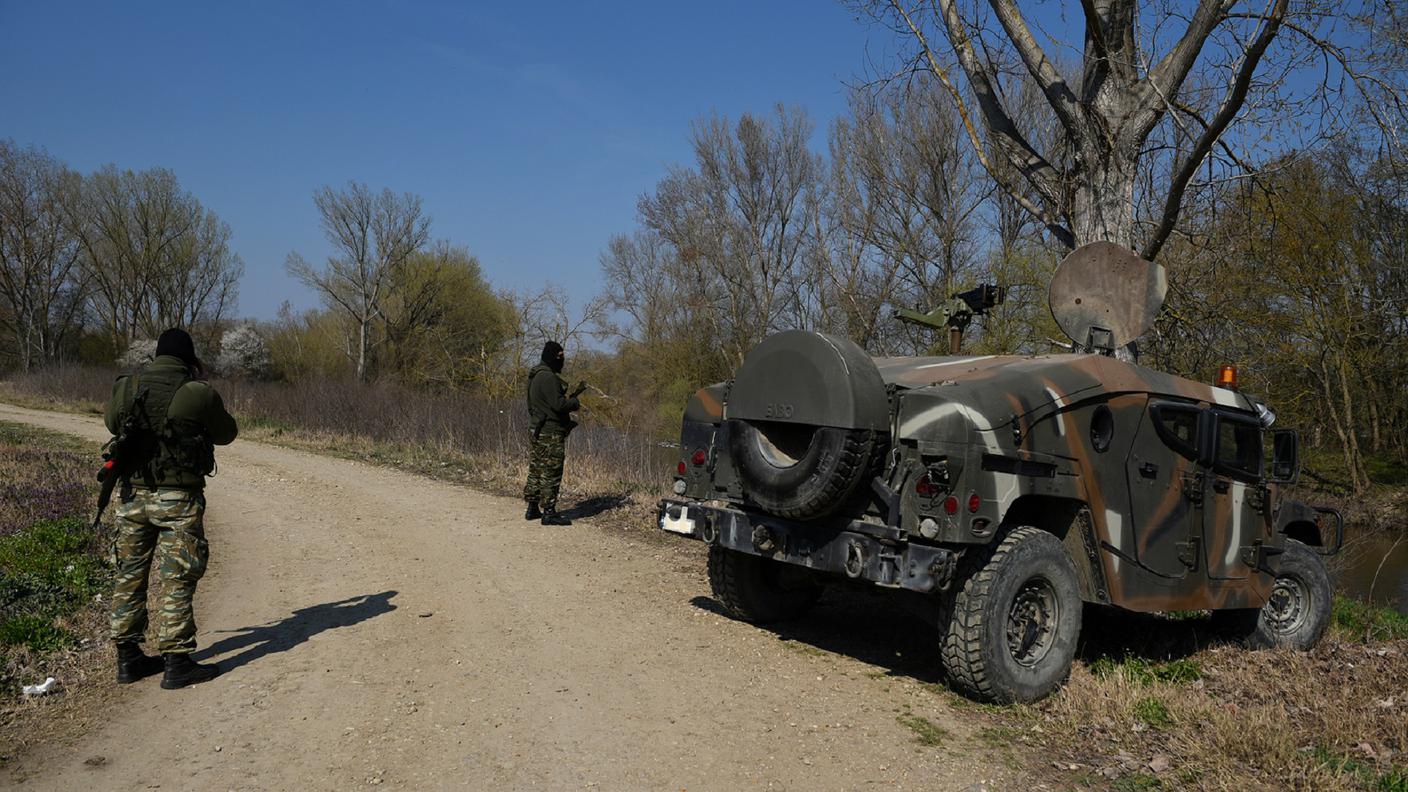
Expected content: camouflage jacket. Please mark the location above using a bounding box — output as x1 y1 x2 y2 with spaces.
526 363 579 434
104 355 239 490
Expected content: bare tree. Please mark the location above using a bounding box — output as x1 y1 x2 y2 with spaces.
867 0 1408 258
0 140 85 369
286 182 431 382
631 105 828 367
69 165 241 353
825 79 985 353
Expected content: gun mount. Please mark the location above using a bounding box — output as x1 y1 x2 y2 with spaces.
894 283 1007 354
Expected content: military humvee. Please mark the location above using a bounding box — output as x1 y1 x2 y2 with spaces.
657 243 1342 703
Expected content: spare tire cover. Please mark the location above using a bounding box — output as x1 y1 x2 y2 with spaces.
726 331 889 431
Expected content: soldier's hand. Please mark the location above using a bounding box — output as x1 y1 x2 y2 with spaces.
571 381 588 397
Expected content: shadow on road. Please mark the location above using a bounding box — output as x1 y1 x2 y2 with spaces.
690 587 948 683
692 588 1228 685
195 590 399 673
563 494 630 521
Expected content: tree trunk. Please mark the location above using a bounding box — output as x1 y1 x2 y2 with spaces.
1070 148 1138 248
357 316 370 383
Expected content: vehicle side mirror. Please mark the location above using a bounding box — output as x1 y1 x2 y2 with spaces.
1267 429 1298 483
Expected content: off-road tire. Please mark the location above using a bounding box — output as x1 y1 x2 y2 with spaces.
940 527 1083 703
1211 539 1331 650
707 545 825 624
728 419 879 521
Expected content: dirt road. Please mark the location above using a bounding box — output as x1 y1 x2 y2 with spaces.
2 404 1009 791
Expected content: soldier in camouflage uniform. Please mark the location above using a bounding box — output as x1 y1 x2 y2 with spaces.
523 341 584 526
104 328 238 689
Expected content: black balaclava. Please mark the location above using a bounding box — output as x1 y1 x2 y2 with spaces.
155 328 199 368
541 341 565 373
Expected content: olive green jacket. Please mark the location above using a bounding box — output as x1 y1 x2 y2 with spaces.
105 355 239 490
526 363 579 434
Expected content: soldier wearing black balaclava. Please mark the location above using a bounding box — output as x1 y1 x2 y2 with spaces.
103 328 238 689
523 341 585 525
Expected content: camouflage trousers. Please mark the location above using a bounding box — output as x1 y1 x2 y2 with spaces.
108 488 209 654
522 429 567 509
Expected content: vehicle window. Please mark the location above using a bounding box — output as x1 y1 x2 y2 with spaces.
1152 404 1200 458
1216 417 1262 480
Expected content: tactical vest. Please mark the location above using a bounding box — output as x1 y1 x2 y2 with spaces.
118 362 216 489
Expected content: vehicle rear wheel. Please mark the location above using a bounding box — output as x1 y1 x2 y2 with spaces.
1211 539 1331 650
727 419 879 521
940 527 1083 703
707 545 825 624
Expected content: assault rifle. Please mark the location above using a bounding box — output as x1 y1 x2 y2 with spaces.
94 387 151 528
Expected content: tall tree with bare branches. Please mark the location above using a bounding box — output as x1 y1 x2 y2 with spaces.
866 0 1407 258
286 182 431 382
0 140 85 369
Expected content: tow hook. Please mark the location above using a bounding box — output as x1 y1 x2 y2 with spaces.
930 551 958 591
752 525 778 554
844 540 866 578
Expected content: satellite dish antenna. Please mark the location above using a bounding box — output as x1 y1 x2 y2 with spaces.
1048 242 1166 355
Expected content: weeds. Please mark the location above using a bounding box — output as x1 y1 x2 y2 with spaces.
1312 746 1408 792
1334 596 1408 642
1090 657 1203 686
896 713 948 746
1130 696 1172 728
0 423 108 693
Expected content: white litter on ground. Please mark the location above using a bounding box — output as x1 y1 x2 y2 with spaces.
22 677 57 697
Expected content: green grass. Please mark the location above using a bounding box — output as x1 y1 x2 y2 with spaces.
0 419 108 688
1089 656 1203 686
896 714 949 746
1333 596 1408 642
1312 746 1408 792
1132 696 1173 728
1109 773 1164 791
0 616 75 652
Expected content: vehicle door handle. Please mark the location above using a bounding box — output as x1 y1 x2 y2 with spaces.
1213 479 1229 493
1138 462 1158 478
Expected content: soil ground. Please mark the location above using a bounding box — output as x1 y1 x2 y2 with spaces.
0 403 1012 791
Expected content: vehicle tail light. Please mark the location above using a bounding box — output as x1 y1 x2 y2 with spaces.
967 492 981 513
943 496 959 515
915 473 937 496
676 461 687 476
691 448 707 466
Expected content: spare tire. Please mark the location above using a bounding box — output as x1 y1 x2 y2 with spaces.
725 331 890 520
728 421 879 520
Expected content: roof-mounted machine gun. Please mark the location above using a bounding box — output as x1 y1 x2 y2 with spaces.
895 283 1006 354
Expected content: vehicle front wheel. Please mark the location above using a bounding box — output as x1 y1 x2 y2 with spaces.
1212 539 1331 650
940 527 1083 704
707 545 825 624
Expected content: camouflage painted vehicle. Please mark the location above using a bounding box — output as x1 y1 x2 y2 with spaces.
657 244 1342 703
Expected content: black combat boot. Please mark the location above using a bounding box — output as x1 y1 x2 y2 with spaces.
115 641 164 684
160 653 221 690
540 506 572 526
524 500 542 520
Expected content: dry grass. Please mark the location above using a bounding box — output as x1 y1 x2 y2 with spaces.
1000 610 1408 791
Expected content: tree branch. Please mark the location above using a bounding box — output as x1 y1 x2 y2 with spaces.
986 0 1082 137
1141 0 1288 260
1131 0 1234 137
891 0 1074 247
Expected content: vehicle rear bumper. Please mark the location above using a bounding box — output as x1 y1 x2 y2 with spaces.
657 499 957 594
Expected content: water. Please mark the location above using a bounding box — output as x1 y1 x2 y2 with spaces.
1334 533 1408 614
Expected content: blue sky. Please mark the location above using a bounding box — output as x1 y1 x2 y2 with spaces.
0 1 884 320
